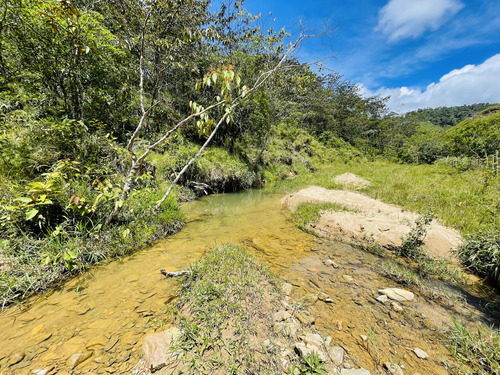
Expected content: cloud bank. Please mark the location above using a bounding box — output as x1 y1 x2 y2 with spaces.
377 0 464 41
367 54 500 112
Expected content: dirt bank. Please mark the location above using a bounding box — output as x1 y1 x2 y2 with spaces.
282 185 463 261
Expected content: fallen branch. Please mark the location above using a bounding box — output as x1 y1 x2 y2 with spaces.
160 269 191 278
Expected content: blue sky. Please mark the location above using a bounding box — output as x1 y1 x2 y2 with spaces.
241 0 500 112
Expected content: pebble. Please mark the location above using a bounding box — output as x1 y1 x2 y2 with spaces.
376 295 388 303
383 362 404 375
324 259 339 268
296 311 315 325
273 310 292 322
378 288 414 302
66 352 92 369
340 368 371 374
294 342 327 362
342 275 354 282
328 346 345 366
392 302 404 312
282 283 293 296
303 333 324 349
413 348 429 359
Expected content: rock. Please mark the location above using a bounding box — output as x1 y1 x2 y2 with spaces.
273 310 292 322
66 352 92 369
328 346 345 366
303 333 324 349
340 368 371 375
376 295 388 303
282 283 293 296
8 353 25 367
324 259 339 268
32 369 51 375
86 335 108 349
294 342 327 362
274 322 301 336
391 302 404 312
342 275 354 282
296 311 315 325
333 320 343 331
143 327 181 369
384 362 404 375
360 335 368 341
103 336 119 352
413 348 429 359
378 288 414 302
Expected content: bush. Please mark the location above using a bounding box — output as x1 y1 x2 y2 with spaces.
456 230 500 289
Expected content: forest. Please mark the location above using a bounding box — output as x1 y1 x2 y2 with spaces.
0 0 499 307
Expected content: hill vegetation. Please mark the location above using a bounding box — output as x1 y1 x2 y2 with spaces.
0 0 499 305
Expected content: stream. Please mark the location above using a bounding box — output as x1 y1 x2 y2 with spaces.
0 189 491 374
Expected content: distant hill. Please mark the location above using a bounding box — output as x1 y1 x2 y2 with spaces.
444 104 500 156
404 103 496 128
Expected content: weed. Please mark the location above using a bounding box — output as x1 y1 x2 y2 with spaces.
299 352 327 375
448 317 500 375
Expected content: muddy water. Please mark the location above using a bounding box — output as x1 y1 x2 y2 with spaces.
0 189 486 374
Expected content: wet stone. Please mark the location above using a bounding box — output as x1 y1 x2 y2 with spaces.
340 368 371 375
342 275 354 282
376 295 388 303
66 352 92 369
378 288 414 302
296 311 315 325
413 347 429 359
7 352 25 367
383 362 404 375
392 302 404 312
103 336 119 352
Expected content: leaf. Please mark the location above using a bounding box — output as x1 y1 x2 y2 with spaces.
15 197 34 203
26 209 39 221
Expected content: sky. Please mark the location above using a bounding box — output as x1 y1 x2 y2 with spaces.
240 0 500 112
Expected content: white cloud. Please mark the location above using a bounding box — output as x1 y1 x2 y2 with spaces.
377 0 464 42
367 54 500 112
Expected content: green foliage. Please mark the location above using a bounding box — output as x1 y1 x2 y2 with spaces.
444 106 500 156
456 230 500 288
448 317 500 375
396 214 434 259
294 202 355 235
299 352 327 375
404 103 495 128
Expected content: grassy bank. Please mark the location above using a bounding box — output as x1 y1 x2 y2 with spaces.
271 160 500 287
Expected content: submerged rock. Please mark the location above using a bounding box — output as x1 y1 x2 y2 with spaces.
413 347 429 359
340 368 371 375
143 327 181 369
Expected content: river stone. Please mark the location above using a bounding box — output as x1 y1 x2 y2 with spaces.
303 333 324 349
66 351 92 369
384 362 404 375
413 347 429 359
296 311 315 325
273 310 291 322
376 295 388 303
7 353 25 367
294 342 327 362
378 288 414 302
143 327 181 369
340 368 371 375
328 346 345 366
342 275 354 282
392 302 404 312
103 336 119 352
282 283 293 296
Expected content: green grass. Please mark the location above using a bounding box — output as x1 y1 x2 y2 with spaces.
271 160 499 235
293 202 356 235
169 244 285 374
448 317 500 375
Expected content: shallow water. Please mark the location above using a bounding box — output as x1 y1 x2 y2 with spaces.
0 189 488 374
